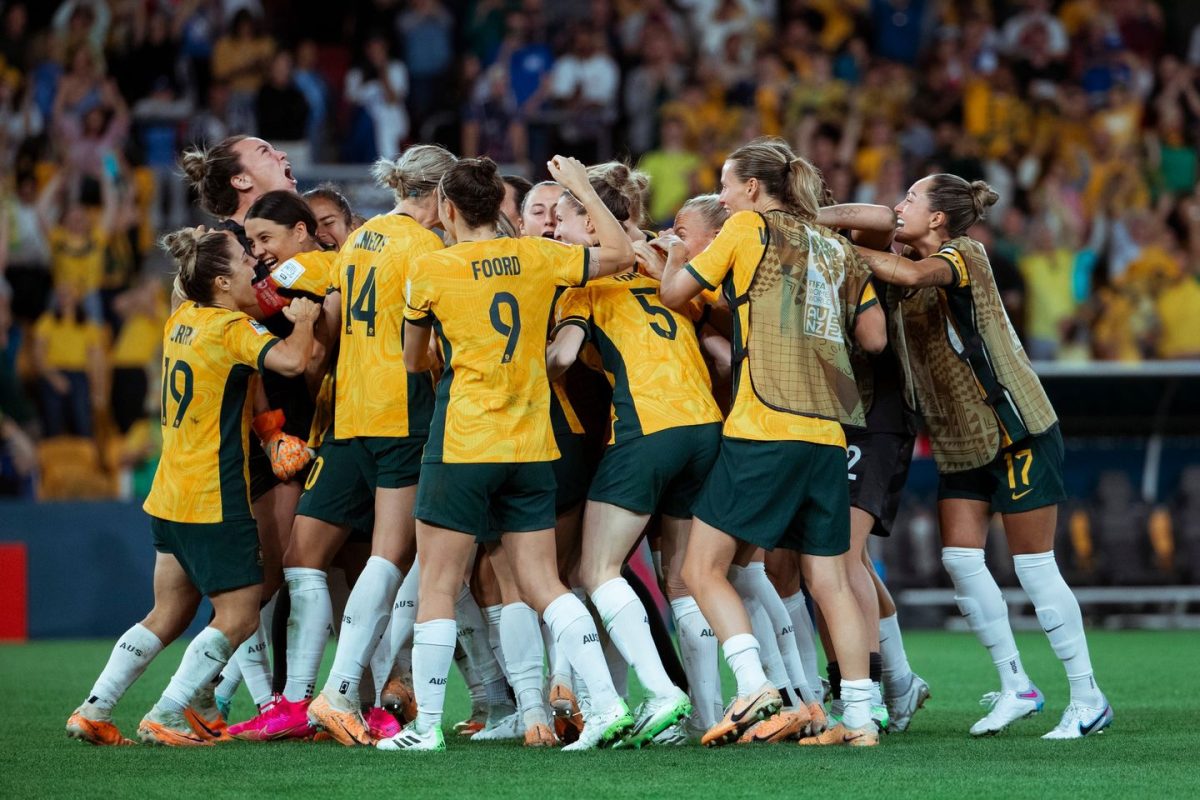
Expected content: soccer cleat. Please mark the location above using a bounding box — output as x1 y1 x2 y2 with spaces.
1042 700 1113 740
229 696 314 741
561 699 635 752
700 684 783 748
186 684 230 741
970 685 1045 737
381 675 418 725
366 706 402 740
737 705 811 744
651 722 690 746
549 682 580 719
376 721 446 752
885 674 930 733
798 722 878 747
616 690 692 749
524 721 559 748
138 709 213 746
66 710 134 746
307 693 375 747
871 703 890 733
454 718 485 737
806 702 828 736
470 712 523 741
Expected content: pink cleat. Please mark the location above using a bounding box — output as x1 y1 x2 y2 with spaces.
228 696 315 741
366 707 402 740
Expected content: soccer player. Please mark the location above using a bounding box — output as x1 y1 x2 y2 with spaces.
376 155 635 753
304 184 356 250
658 137 887 748
66 226 319 746
853 175 1112 739
547 163 718 746
181 137 311 717
305 145 459 746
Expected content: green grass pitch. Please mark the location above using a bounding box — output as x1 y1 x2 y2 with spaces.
2 630 1197 799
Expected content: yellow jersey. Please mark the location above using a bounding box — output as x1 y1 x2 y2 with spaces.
1156 275 1200 358
272 248 338 299
405 236 590 463
334 214 441 439
557 271 721 443
686 210 872 447
49 225 108 296
143 302 279 523
33 312 106 371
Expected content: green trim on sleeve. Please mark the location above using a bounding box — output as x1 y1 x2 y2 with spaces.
683 263 717 291
552 316 590 341
257 338 281 373
857 297 879 314
580 246 591 287
405 314 434 328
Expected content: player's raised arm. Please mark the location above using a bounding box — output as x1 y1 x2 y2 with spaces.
547 155 634 280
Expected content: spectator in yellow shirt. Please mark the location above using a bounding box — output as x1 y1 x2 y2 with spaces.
32 285 107 437
1018 221 1079 360
109 278 166 434
1154 264 1200 359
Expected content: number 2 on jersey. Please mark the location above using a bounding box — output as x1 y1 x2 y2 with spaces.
630 287 677 340
489 292 521 364
344 264 377 336
160 357 194 428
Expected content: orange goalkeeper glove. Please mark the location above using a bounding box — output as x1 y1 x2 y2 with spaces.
252 409 312 481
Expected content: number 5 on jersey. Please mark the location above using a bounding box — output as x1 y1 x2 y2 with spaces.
344 264 377 336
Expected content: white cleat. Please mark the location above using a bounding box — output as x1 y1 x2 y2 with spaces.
970 685 1045 736
650 721 690 746
469 711 523 741
1042 700 1113 740
377 721 445 752
561 700 634 752
885 674 931 733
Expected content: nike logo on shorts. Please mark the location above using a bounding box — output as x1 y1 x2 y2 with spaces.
1011 489 1033 501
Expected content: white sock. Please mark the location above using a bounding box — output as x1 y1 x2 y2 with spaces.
83 623 164 718
670 596 720 728
543 592 620 712
215 655 243 705
1013 551 1103 706
722 632 768 697
782 591 821 699
841 678 873 730
482 604 510 684
412 618 457 731
237 622 274 707
544 622 572 688
500 602 549 728
282 567 331 702
368 614 394 706
323 556 402 705
942 547 1029 692
732 563 815 704
878 613 914 697
157 627 233 713
453 585 507 715
747 598 790 701
391 564 419 680
592 577 676 698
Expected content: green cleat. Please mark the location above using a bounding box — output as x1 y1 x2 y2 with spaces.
562 700 634 751
616 690 692 749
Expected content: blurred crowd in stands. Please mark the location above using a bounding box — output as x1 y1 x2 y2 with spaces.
0 1 1197 585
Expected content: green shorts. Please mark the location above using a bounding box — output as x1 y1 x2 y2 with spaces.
295 438 375 539
939 424 1067 514
150 516 263 595
553 432 589 514
589 423 721 518
693 437 850 556
415 460 557 542
346 435 425 489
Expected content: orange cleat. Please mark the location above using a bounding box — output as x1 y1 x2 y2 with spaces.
701 685 783 748
806 702 829 736
66 711 135 746
184 705 230 742
381 677 418 726
523 721 559 748
797 722 878 747
138 713 214 747
307 693 375 747
737 706 812 744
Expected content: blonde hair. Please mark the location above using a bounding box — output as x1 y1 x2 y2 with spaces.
677 194 729 232
727 136 822 221
371 144 458 201
161 227 236 305
562 162 642 223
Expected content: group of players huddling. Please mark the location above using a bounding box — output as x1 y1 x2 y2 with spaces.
64 130 1114 753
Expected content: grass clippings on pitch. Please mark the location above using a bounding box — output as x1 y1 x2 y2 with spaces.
2 630 1196 799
